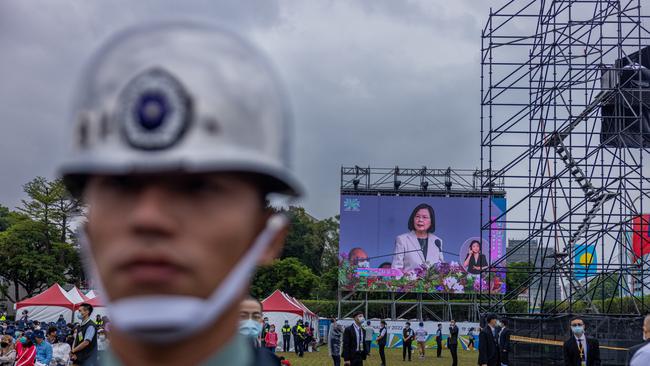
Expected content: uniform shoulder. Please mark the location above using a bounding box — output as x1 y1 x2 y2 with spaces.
253 347 281 366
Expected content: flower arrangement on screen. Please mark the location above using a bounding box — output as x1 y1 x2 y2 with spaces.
339 252 506 294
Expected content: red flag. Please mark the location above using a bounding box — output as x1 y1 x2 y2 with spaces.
632 214 650 261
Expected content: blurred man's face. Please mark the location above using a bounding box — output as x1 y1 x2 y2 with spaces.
239 299 263 323
84 173 274 301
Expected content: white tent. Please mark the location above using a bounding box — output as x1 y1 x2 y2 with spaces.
261 290 319 351
65 287 88 305
15 284 76 322
72 292 108 321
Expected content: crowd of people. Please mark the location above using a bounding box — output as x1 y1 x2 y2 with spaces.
319 312 600 366
0 304 107 366
327 314 468 366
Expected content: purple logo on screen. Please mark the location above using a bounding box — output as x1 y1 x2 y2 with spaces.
343 198 361 211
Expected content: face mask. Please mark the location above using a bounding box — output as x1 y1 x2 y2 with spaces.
358 316 365 323
571 325 584 336
99 335 106 341
239 319 262 337
76 313 84 321
0 342 7 348
81 214 287 343
270 328 275 333
643 332 647 341
19 337 27 345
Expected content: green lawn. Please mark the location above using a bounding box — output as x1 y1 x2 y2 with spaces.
276 347 479 366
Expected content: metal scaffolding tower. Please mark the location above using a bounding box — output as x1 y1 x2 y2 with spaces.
480 0 650 317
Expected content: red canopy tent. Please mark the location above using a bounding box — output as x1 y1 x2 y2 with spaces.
71 293 108 321
262 290 306 316
15 284 76 322
261 290 319 351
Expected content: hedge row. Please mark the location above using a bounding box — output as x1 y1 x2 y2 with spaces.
301 296 650 319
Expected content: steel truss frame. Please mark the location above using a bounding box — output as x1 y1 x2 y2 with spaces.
480 0 650 317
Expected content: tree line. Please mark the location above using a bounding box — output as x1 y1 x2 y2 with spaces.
0 177 83 302
0 177 339 303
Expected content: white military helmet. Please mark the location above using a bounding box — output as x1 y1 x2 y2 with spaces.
60 22 302 197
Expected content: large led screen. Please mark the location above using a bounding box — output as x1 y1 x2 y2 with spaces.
339 195 506 293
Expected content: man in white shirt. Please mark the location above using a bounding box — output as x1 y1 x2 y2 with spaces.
415 322 428 359
629 314 650 366
363 321 374 356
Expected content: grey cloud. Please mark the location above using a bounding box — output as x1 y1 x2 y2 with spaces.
0 0 495 219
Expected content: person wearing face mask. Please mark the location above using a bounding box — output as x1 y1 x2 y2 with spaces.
0 335 16 366
57 20 302 366
498 319 511 366
56 316 66 330
363 320 374 357
629 314 650 366
34 330 53 366
264 325 278 353
281 321 292 352
563 317 600 366
342 312 367 366
478 313 500 366
448 320 459 366
96 330 109 359
261 318 270 348
328 318 343 366
239 297 265 349
51 335 71 366
402 322 414 362
15 334 36 366
70 303 97 366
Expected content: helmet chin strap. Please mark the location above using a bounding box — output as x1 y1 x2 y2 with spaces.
80 214 287 343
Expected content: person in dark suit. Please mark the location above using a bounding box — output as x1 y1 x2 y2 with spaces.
478 313 500 366
376 320 387 366
498 319 512 365
342 312 367 366
448 319 459 366
402 322 414 361
435 323 443 358
563 316 601 366
627 314 650 366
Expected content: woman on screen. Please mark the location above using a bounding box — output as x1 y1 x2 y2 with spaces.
463 240 488 275
391 203 444 272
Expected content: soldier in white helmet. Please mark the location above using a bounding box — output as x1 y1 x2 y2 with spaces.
58 22 302 366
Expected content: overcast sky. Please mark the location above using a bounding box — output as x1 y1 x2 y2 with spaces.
0 0 495 219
